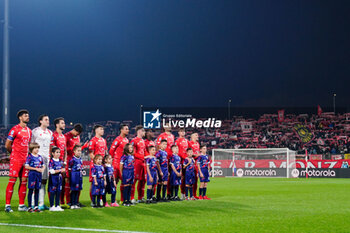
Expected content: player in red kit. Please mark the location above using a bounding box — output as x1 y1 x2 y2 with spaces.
50 117 68 206
109 124 129 203
144 129 156 156
64 123 83 206
176 128 189 160
188 132 200 199
5 110 32 212
130 125 147 203
175 128 189 199
51 118 67 162
156 124 175 158
88 125 108 203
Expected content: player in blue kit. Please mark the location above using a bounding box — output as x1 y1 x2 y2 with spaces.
156 139 169 202
103 155 119 207
91 154 106 208
48 147 65 211
183 148 196 200
146 145 158 204
69 145 83 209
25 143 45 213
120 143 135 207
169 145 182 201
197 145 211 200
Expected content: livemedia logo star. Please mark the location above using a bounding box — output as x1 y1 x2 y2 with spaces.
143 109 162 129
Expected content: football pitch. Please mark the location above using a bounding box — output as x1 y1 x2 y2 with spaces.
0 177 348 233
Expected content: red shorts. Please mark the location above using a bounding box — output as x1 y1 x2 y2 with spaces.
134 159 146 181
9 159 28 178
65 156 73 179
65 163 70 179
113 162 122 182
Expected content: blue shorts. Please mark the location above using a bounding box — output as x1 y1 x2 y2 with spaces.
105 180 116 195
199 168 210 183
70 171 83 191
147 171 158 186
48 174 63 193
122 169 134 185
185 170 195 185
158 167 168 182
91 178 105 196
28 171 42 189
170 170 181 186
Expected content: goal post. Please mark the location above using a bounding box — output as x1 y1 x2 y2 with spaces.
211 148 297 178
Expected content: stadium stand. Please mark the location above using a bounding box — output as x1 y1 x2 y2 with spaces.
1 112 350 162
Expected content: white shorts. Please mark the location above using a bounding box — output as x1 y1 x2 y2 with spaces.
41 156 50 180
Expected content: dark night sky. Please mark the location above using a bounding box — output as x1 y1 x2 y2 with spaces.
1 0 349 124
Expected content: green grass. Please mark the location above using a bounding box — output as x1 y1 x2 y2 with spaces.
0 177 349 232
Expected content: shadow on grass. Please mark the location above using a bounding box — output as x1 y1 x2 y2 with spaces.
1 200 250 226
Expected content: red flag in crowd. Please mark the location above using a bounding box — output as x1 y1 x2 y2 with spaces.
278 109 285 122
317 105 322 116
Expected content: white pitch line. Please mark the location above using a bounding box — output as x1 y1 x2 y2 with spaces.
0 223 151 233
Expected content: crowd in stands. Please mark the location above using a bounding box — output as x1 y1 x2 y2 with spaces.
207 112 350 158
1 112 350 162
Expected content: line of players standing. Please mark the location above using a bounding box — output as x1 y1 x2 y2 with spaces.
3 109 211 212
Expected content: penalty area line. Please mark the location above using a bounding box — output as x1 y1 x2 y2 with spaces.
0 223 151 233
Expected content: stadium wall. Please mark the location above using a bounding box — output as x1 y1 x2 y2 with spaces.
212 158 350 178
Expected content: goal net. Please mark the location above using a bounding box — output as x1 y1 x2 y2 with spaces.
211 148 297 178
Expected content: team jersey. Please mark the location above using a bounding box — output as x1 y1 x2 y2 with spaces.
156 132 174 156
65 132 80 159
49 158 64 174
120 154 134 170
188 141 200 157
50 131 66 160
31 127 53 158
170 154 182 171
7 124 32 161
197 155 210 169
131 137 146 161
109 136 129 163
184 157 195 173
175 137 189 159
146 157 157 172
104 165 114 183
91 165 105 179
156 150 168 169
81 141 89 150
25 153 44 169
88 136 107 156
69 156 83 172
144 139 155 156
